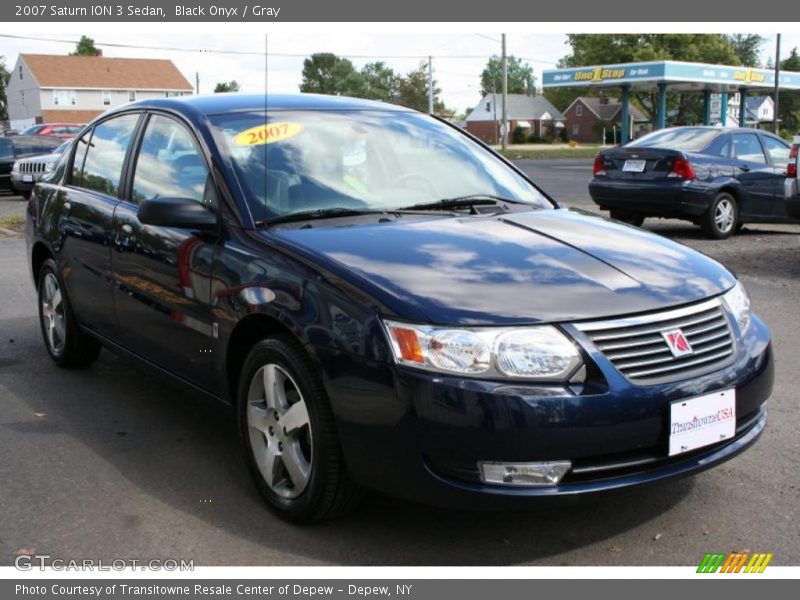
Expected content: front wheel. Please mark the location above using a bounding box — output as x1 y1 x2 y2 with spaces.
702 193 738 239
237 336 363 523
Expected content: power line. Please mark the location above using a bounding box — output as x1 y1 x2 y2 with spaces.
0 32 558 63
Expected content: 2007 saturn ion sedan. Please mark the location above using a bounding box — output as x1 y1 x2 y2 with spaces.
26 94 773 522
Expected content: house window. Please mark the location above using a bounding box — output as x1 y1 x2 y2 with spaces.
19 65 22 80
102 91 111 106
576 104 583 117
53 90 76 107
128 91 136 102
485 102 491 112
572 124 580 137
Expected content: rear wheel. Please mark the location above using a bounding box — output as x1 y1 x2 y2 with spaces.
237 336 363 522
609 211 645 227
37 258 101 367
702 193 738 239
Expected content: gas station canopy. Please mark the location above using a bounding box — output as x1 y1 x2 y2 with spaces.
542 60 800 142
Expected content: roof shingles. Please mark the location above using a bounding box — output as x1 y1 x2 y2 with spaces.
22 54 193 91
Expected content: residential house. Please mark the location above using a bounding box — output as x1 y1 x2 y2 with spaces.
6 53 194 130
466 94 565 144
726 94 775 128
563 96 650 143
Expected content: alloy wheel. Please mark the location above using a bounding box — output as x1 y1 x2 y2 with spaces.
246 363 313 499
714 198 735 234
41 272 66 354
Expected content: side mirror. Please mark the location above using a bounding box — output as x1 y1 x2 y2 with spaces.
137 197 217 231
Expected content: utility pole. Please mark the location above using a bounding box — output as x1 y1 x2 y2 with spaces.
501 33 508 150
774 33 781 134
427 56 434 115
195 72 199 95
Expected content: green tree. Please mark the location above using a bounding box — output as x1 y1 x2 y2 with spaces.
299 53 363 96
480 55 536 96
727 34 765 67
214 80 240 93
0 56 10 121
358 61 399 103
396 62 447 114
778 47 800 134
70 35 100 57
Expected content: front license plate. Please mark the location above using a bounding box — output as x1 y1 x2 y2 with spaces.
669 389 736 456
22 174 33 183
622 159 646 172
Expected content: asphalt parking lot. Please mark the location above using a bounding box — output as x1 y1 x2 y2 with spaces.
1 162 798 566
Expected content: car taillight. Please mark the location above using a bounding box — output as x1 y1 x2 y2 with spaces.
668 157 696 180
593 155 606 176
788 144 798 178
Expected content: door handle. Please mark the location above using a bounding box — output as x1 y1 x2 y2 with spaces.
739 164 751 172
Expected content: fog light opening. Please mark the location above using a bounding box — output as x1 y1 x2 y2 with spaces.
478 460 572 487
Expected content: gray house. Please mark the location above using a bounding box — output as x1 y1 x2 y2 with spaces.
466 94 565 144
6 53 194 130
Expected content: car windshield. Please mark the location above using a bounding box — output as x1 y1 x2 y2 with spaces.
20 125 44 135
209 109 550 222
627 127 721 152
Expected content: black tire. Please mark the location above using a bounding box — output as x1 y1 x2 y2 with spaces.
609 211 645 227
237 336 363 523
37 258 101 367
702 192 738 239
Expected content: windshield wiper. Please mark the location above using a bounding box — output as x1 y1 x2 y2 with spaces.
259 207 388 227
397 194 534 212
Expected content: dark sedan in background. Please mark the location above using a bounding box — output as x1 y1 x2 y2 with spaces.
589 127 794 238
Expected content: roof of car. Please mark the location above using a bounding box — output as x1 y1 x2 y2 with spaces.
121 93 415 116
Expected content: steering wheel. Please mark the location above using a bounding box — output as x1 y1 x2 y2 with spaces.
388 172 437 196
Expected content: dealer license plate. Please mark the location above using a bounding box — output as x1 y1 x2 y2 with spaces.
622 159 647 172
669 389 736 456
22 174 33 183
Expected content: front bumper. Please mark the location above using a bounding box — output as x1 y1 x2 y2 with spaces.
10 171 38 192
589 178 714 219
326 314 772 509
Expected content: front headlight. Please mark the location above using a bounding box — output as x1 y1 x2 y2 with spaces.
44 161 56 173
382 320 583 381
11 161 19 174
722 280 751 334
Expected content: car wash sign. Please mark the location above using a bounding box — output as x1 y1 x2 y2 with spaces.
544 60 800 90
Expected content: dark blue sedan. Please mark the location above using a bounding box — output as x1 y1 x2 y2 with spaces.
589 126 795 238
26 95 772 522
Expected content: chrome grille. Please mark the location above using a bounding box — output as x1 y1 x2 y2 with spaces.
20 162 46 174
574 298 735 384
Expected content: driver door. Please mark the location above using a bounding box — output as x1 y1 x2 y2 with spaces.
111 113 220 392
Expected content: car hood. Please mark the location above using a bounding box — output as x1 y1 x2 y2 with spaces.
270 208 735 325
17 152 60 164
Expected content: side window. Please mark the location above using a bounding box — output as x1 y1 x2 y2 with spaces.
761 136 790 169
732 134 767 164
131 114 210 205
79 113 140 196
71 130 92 186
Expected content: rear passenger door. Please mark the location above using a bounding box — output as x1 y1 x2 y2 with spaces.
759 134 792 217
111 112 219 391
56 112 142 335
730 132 775 217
